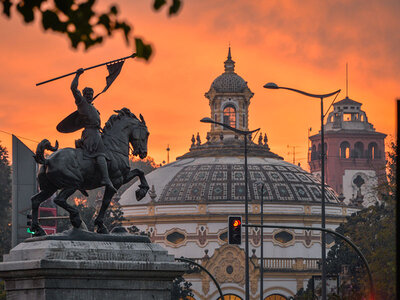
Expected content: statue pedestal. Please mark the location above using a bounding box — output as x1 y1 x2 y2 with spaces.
0 231 187 300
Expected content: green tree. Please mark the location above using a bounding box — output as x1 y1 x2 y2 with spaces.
0 144 11 300
0 143 11 261
296 142 396 299
324 142 396 299
56 196 125 232
1 0 182 59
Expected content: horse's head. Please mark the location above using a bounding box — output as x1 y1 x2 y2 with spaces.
103 108 149 159
129 114 149 159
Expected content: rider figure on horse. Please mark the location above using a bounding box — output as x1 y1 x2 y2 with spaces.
71 68 117 193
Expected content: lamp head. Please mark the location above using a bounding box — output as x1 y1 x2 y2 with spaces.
200 117 214 124
263 82 279 89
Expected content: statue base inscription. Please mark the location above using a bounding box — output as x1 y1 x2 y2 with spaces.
0 232 187 300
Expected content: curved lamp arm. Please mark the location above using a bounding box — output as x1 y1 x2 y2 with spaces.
200 117 260 135
264 82 340 99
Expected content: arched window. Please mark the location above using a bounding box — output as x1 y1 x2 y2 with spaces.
354 142 364 158
368 142 378 159
223 105 236 128
340 141 350 159
317 143 322 160
217 294 243 300
264 295 287 300
311 145 317 160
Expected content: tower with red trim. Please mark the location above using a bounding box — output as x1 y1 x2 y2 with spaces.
308 96 386 206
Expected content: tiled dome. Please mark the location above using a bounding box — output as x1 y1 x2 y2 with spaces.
120 157 340 206
211 73 248 93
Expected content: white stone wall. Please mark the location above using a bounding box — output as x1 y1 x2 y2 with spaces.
342 169 378 206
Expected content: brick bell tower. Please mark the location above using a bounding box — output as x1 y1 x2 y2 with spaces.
308 95 386 206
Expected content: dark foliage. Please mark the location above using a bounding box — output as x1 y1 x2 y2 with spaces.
295 142 396 299
170 276 193 300
0 144 11 261
56 197 125 233
0 0 182 59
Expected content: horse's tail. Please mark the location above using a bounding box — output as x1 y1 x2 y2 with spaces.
34 139 59 165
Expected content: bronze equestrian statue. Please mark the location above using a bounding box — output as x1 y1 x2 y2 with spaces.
29 68 149 237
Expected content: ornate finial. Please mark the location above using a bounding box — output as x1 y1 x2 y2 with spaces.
191 134 195 147
196 132 201 146
346 62 349 98
224 46 235 72
166 144 170 164
258 132 263 145
148 184 157 200
263 133 268 145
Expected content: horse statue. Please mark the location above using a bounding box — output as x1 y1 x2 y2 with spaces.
30 107 149 237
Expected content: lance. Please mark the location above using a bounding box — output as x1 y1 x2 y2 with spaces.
36 53 137 86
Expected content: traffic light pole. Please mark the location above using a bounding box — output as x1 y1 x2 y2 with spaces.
244 224 375 300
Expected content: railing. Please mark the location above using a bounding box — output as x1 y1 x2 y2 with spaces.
262 257 321 271
186 257 321 272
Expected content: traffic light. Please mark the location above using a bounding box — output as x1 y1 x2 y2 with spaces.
228 216 242 245
26 214 34 234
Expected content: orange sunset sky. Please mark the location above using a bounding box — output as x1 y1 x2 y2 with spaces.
0 0 398 169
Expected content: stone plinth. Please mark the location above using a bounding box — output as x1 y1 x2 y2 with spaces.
0 230 187 300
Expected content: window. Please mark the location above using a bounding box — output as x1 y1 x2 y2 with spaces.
218 231 228 242
223 105 236 128
217 294 243 300
354 142 364 158
368 142 378 159
343 113 352 121
166 231 186 244
311 144 317 161
273 230 294 244
180 296 196 300
264 295 287 300
340 142 350 159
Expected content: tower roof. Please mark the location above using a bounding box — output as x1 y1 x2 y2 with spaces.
334 97 362 107
209 47 249 93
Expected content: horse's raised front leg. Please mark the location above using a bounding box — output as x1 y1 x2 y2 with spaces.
94 187 117 234
30 189 57 237
53 188 81 228
125 169 149 201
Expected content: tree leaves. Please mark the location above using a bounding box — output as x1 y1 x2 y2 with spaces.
153 0 181 15
0 0 183 60
0 144 11 261
135 38 152 61
324 143 397 299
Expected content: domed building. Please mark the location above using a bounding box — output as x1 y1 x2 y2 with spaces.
120 48 356 300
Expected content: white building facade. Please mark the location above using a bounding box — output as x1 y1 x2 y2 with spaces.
120 49 356 300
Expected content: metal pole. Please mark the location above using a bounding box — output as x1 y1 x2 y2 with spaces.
260 184 264 300
36 53 136 86
245 224 375 299
244 133 250 300
321 97 327 300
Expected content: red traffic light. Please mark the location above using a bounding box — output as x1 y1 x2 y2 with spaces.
228 216 242 245
233 220 241 227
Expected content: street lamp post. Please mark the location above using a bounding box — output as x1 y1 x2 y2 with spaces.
263 83 340 300
200 117 259 300
255 181 266 300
